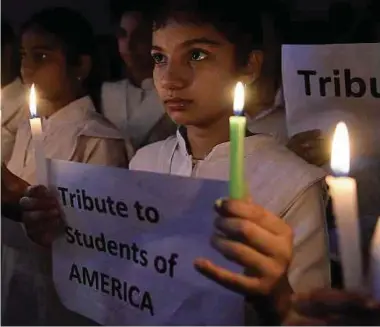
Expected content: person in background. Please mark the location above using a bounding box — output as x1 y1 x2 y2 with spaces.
245 5 288 145
1 19 28 163
244 5 330 167
101 0 176 150
2 7 131 325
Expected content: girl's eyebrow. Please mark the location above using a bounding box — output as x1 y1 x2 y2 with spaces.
152 37 221 52
181 37 221 48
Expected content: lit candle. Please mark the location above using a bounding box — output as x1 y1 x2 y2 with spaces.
229 82 246 199
29 84 48 185
370 217 380 300
326 122 362 291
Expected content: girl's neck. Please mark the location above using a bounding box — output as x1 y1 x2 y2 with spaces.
41 91 85 118
125 61 153 88
186 114 230 160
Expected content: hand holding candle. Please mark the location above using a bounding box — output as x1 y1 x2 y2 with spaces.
29 84 48 185
229 82 246 199
326 122 362 291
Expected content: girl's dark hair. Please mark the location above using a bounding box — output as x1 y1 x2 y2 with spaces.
153 0 264 67
21 7 103 112
109 0 160 25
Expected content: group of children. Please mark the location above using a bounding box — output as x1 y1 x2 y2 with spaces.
1 0 374 325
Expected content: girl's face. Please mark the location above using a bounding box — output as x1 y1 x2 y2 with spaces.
117 12 152 72
152 21 243 127
20 28 78 104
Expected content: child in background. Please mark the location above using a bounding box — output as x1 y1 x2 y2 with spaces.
2 7 131 325
7 8 131 184
102 1 176 150
20 1 331 324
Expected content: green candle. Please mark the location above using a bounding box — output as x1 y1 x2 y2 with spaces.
229 82 246 199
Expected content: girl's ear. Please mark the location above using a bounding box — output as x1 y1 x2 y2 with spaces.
76 54 92 81
240 50 263 85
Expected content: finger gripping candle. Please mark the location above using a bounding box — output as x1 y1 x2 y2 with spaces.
229 82 246 199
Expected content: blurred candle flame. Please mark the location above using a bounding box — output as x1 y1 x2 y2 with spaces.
233 82 245 115
331 122 350 175
29 84 37 118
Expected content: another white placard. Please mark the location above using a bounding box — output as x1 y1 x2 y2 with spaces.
50 160 244 325
282 43 380 158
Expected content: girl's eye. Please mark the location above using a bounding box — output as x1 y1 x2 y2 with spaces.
190 50 208 61
151 52 167 65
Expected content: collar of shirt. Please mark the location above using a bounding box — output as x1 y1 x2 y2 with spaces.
250 86 285 122
176 126 268 162
42 95 95 134
1 78 26 123
140 78 155 91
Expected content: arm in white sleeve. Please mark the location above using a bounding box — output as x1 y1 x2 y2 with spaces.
73 136 129 168
284 182 331 292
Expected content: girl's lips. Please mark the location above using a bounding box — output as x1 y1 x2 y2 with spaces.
164 98 193 111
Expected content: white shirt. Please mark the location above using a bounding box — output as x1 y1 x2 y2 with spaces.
130 130 331 293
7 96 130 184
3 96 132 325
1 78 28 163
101 78 165 150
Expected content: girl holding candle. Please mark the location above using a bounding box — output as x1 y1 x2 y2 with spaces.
2 7 132 326
20 1 331 324
6 8 132 184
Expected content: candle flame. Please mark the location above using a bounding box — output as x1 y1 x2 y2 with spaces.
331 122 350 175
233 82 245 115
29 84 37 118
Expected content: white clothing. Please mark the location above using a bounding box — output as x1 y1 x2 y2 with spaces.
248 87 289 145
3 96 130 325
101 78 165 149
130 130 331 294
7 96 131 184
1 78 28 163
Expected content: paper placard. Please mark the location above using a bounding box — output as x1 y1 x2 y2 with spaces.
282 43 380 158
50 160 243 325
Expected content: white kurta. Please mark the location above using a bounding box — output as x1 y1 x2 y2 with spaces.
2 96 131 325
101 78 166 150
1 78 28 163
130 130 331 295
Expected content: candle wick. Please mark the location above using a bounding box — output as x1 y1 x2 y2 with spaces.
331 171 349 178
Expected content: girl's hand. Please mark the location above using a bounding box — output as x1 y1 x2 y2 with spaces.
194 198 293 314
1 163 29 203
287 129 330 167
20 185 63 247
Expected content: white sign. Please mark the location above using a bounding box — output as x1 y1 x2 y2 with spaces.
282 43 380 158
50 160 244 325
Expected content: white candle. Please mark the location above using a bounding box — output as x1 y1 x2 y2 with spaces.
29 84 48 185
326 122 362 291
370 217 380 300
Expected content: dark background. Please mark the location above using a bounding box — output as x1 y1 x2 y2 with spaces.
2 0 373 35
